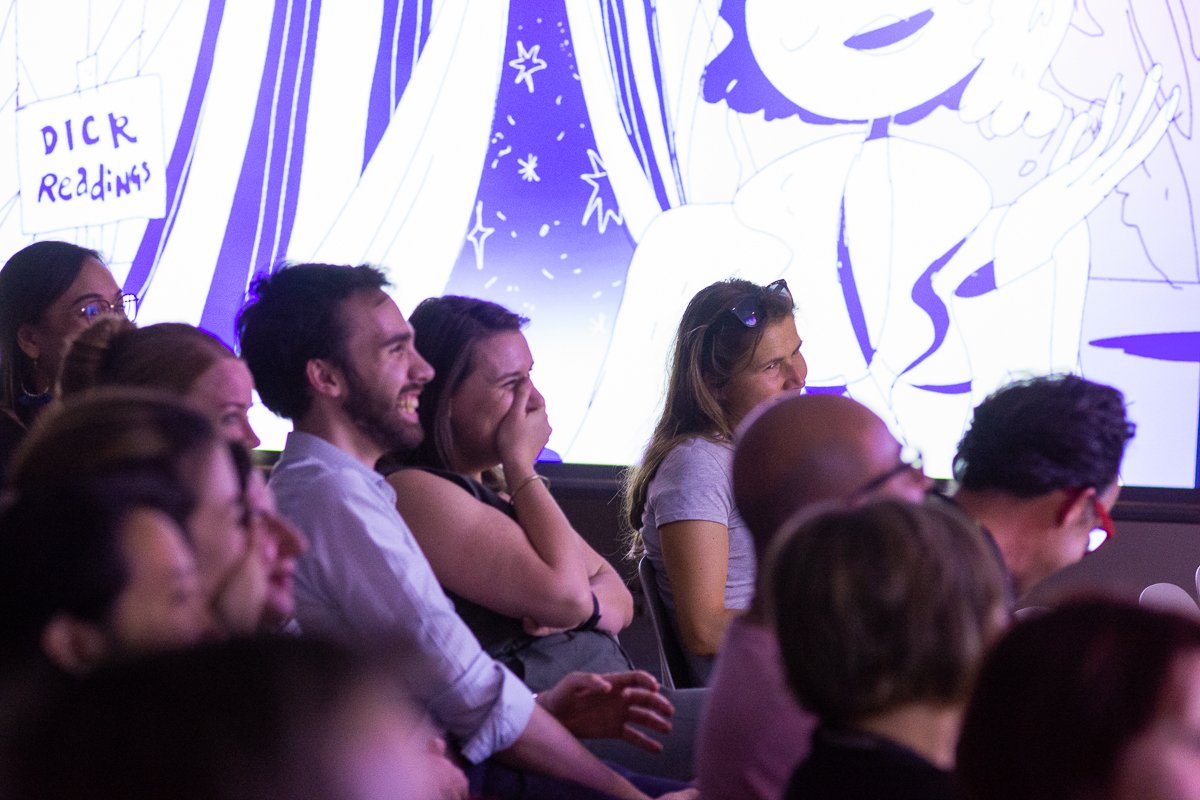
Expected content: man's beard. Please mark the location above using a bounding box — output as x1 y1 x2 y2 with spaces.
341 363 425 454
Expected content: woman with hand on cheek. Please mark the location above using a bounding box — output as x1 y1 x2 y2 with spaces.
378 295 635 692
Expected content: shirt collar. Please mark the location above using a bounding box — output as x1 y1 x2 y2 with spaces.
282 430 389 486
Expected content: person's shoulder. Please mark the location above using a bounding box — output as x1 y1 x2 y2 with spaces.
663 435 731 464
272 444 391 520
661 436 733 477
271 449 344 495
387 465 473 491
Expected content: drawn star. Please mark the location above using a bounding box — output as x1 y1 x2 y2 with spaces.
508 40 547 93
580 149 623 234
518 153 540 182
465 200 495 270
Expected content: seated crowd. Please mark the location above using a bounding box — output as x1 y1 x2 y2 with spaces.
0 242 1193 800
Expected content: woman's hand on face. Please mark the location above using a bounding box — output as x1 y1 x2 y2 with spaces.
496 378 551 476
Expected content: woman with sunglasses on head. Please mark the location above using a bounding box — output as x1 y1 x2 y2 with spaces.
0 241 134 472
378 295 637 691
624 278 805 682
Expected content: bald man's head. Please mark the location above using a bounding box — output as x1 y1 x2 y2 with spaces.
733 394 927 554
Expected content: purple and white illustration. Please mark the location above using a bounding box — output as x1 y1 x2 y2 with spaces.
567 0 1197 485
0 0 1195 487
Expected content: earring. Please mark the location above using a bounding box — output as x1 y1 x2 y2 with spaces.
20 358 50 398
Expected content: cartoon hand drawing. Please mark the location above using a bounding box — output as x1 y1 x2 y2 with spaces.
567 0 1186 473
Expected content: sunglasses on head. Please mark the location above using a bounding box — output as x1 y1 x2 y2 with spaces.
728 279 791 328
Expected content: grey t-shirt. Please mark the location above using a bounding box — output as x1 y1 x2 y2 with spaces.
641 436 755 615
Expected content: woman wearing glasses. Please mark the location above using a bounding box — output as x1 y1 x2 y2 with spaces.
624 278 806 682
0 241 134 470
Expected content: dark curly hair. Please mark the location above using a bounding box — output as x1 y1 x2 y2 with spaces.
236 263 389 421
953 374 1135 496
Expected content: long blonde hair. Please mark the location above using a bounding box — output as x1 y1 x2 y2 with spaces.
622 278 794 557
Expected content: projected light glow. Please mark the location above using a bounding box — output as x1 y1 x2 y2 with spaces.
3 0 1197 489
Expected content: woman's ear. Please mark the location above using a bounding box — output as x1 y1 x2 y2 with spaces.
16 322 42 361
40 613 110 674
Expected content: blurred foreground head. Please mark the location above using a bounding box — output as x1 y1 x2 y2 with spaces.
769 499 1007 728
958 599 1200 800
12 636 466 800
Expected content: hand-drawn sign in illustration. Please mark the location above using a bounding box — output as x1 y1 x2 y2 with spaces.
0 0 1195 488
565 0 1198 485
16 77 165 233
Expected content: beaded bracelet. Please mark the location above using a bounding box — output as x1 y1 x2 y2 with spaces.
509 473 550 502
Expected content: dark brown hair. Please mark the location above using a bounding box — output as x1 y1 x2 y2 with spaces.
237 263 389 421
59 318 234 398
957 599 1200 800
0 241 102 411
10 387 223 499
0 473 193 656
12 636 425 800
769 499 1006 726
381 295 526 476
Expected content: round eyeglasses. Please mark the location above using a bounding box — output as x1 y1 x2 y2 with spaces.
79 293 139 323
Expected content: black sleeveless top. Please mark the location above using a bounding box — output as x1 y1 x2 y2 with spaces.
388 466 633 691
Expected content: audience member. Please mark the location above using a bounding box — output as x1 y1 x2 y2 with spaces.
379 295 633 689
60 317 259 448
388 295 701 780
949 374 1135 597
0 474 207 673
0 455 209 790
957 599 1200 800
238 263 692 800
697 393 932 800
770 501 1007 800
0 241 133 469
624 278 805 681
9 389 273 637
59 317 306 630
11 636 470 800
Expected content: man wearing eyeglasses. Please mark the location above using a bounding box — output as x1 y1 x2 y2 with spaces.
696 392 933 800
947 374 1134 599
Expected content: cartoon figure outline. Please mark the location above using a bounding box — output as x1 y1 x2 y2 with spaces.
568 0 1181 472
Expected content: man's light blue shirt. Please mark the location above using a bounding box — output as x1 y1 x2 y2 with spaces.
269 431 535 763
